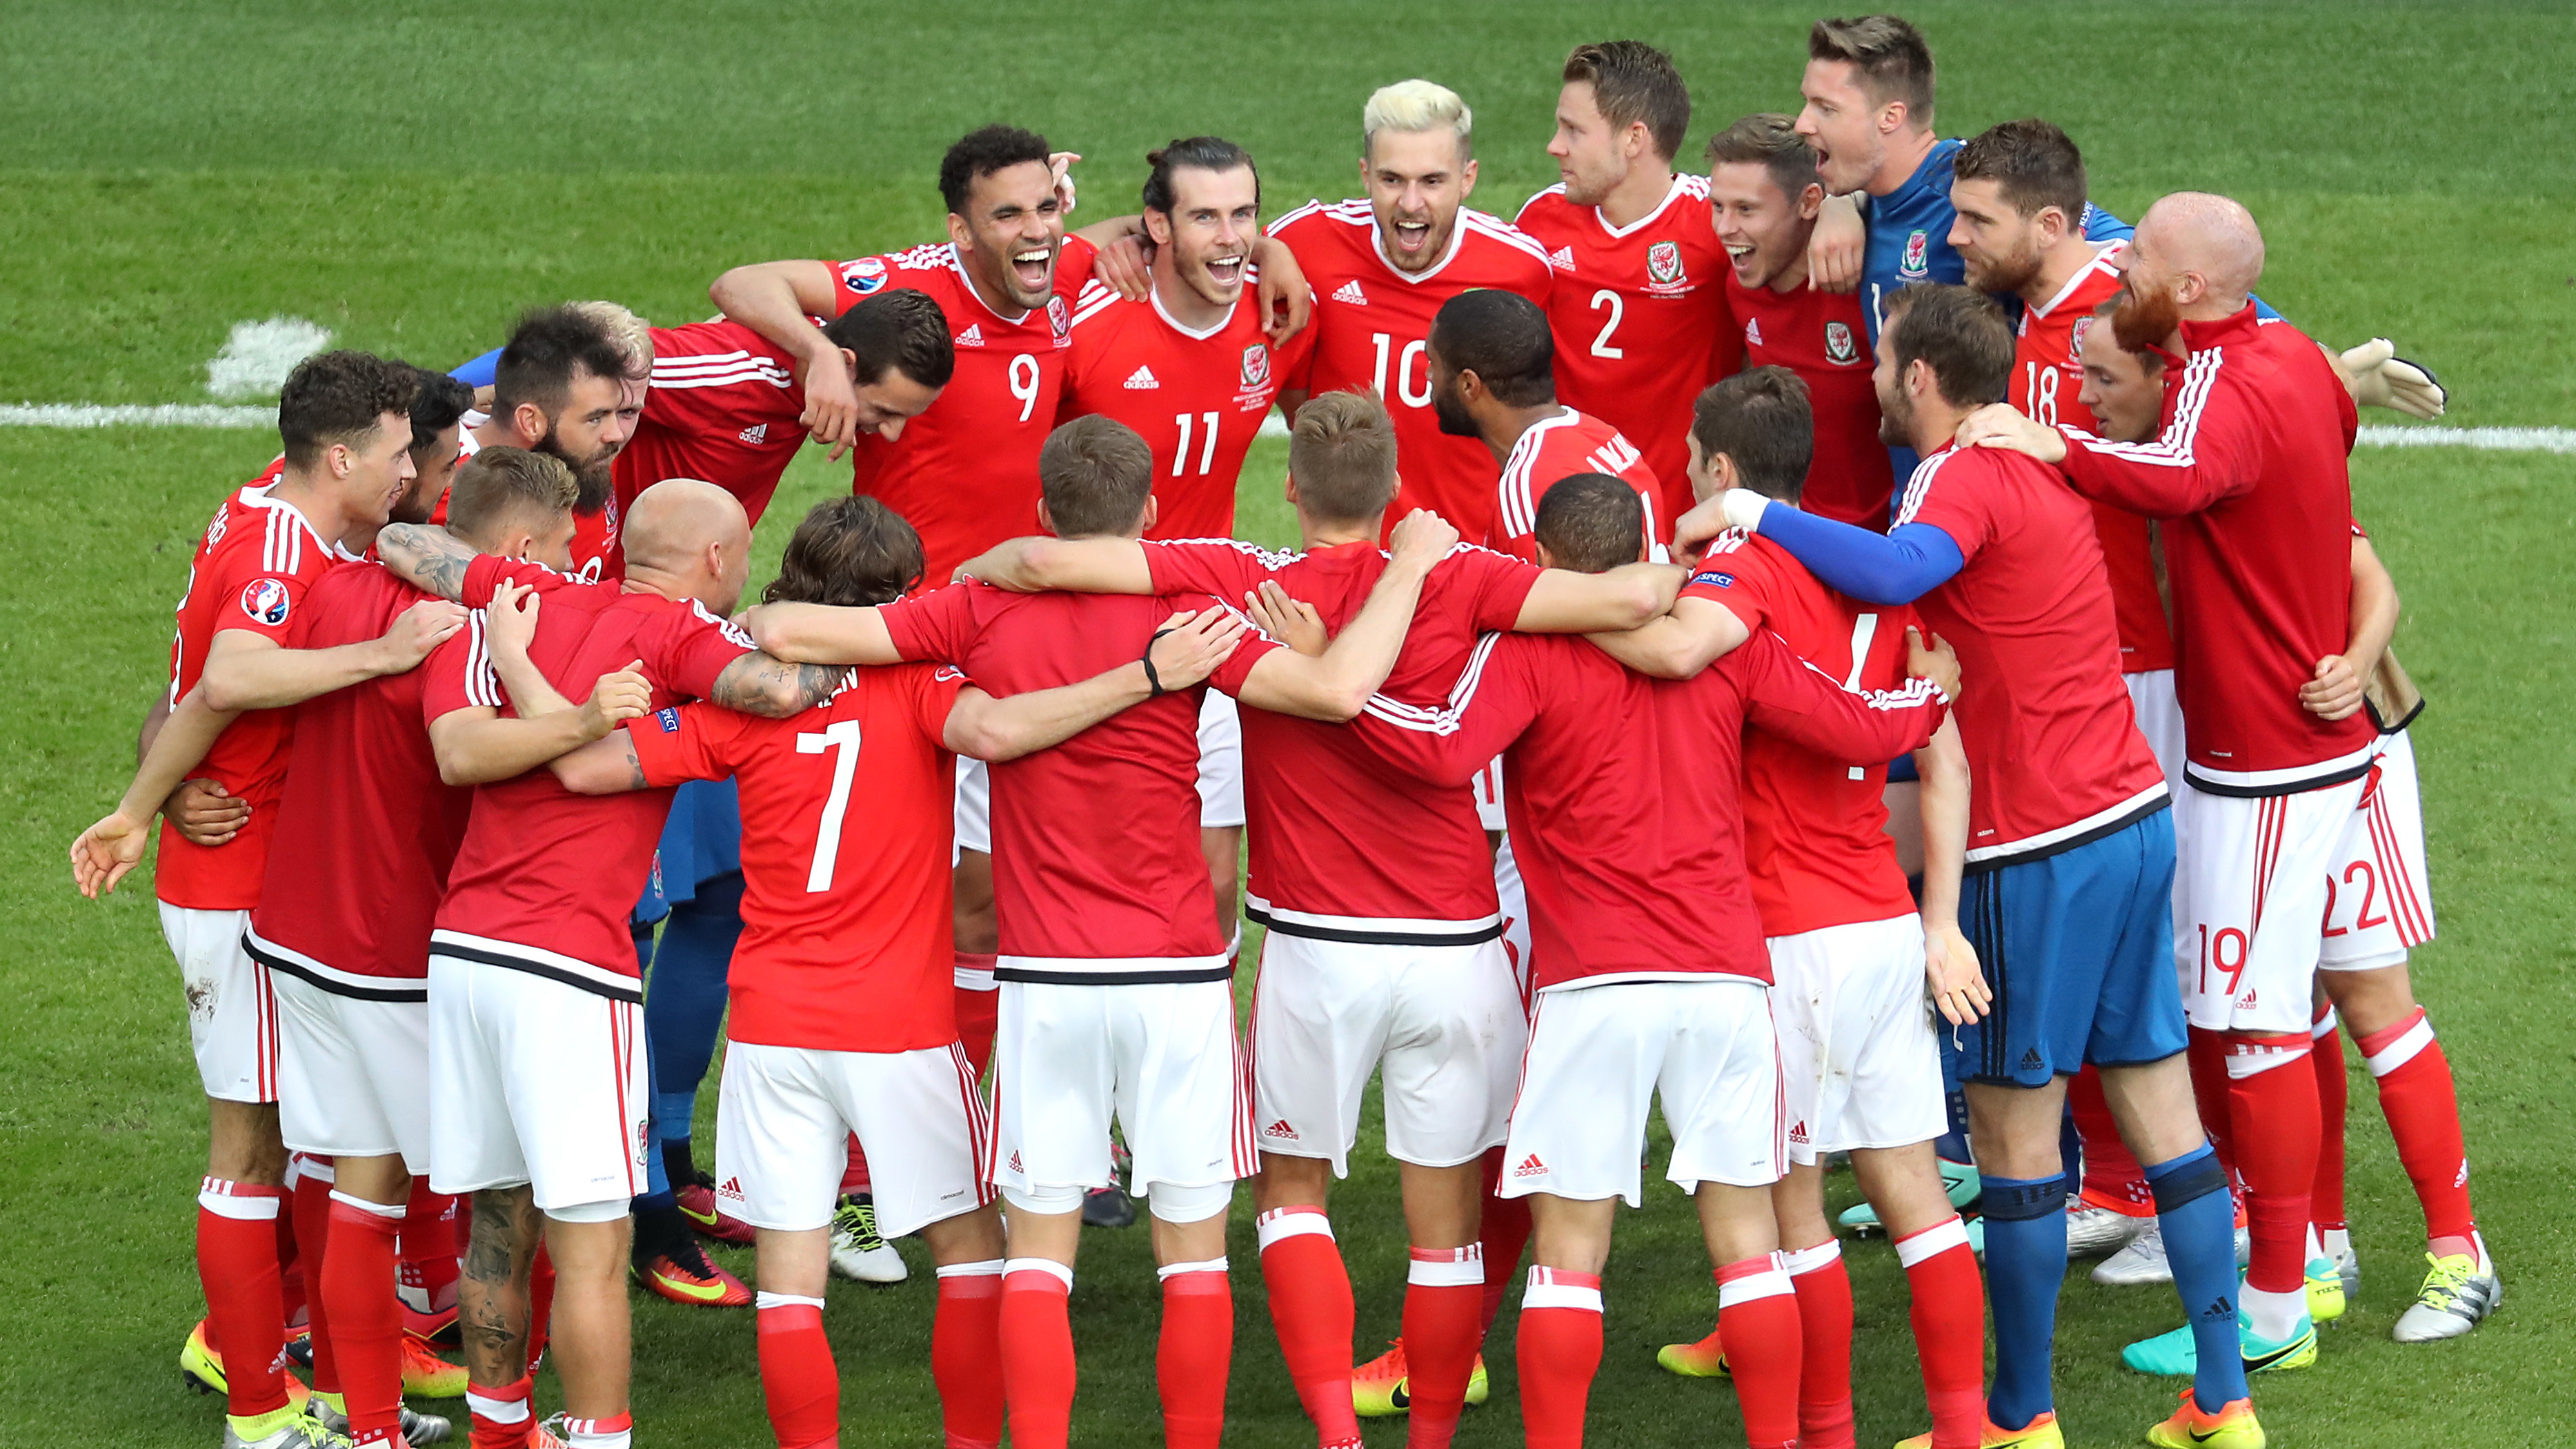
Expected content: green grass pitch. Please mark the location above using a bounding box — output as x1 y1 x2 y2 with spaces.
3 3 2570 1445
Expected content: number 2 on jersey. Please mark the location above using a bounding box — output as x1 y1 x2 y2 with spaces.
1587 289 1625 359
795 719 863 892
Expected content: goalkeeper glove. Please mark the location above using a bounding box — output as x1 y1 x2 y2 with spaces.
2339 338 2447 420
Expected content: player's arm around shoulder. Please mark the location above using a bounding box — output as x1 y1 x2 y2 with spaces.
1236 511 1454 721
735 601 906 668
1578 586 1738 681
429 657 654 787
943 608 1246 762
707 650 849 720
953 535 1155 593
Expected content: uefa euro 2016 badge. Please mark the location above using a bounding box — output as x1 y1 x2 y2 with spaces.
1240 342 1271 391
1901 228 1930 280
841 256 889 295
1825 321 1859 364
237 578 293 626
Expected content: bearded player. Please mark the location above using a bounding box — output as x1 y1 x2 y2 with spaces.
466 308 640 582
1514 40 1740 525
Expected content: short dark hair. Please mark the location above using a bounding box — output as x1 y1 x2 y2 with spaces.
1533 474 1644 574
1692 368 1814 502
1563 41 1691 164
821 288 955 391
1288 391 1399 524
1430 290 1554 408
1039 415 1154 538
1705 112 1820 200
1142 136 1259 217
940 125 1053 216
1884 284 2014 409
446 446 577 544
765 496 925 608
491 306 629 420
404 367 475 458
277 351 418 469
1809 15 1935 125
1954 118 2088 224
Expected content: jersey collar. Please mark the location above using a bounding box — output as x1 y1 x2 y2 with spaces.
1368 204 1469 284
1589 172 1689 241
2177 300 2263 351
2028 239 2126 322
1149 278 1239 341
947 243 1034 325
243 482 334 556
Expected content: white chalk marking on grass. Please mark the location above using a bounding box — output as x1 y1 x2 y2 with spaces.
1 403 277 427
206 317 334 400
2355 425 2576 455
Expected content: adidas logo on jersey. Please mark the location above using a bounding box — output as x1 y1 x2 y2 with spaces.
1511 1153 1549 1179
717 1176 744 1201
1123 364 1160 390
1331 279 1367 306
1262 1119 1298 1141
954 324 985 347
1745 319 1764 346
737 424 768 445
1547 246 1576 270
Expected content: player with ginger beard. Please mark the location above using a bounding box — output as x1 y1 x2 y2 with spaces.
544 494 1251 1449
1346 474 1956 1449
740 415 1457 1449
1270 79 1556 544
952 389 1679 1449
1514 39 1741 524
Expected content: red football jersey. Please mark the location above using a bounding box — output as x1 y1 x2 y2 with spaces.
1894 444 2169 861
1058 278 1312 542
880 582 1276 980
1515 175 1741 523
824 238 1097 585
246 564 472 986
1681 535 1923 936
1142 539 1540 934
1489 407 1665 563
1351 629 1946 990
2012 243 2173 675
427 557 755 990
2055 306 2375 793
1725 270 1892 531
604 319 811 577
628 664 964 1052
157 484 345 909
1267 200 1554 543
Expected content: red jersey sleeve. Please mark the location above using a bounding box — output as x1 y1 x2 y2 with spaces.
419 623 496 726
642 600 759 703
1141 540 1278 601
626 701 755 788
1727 630 1948 762
1191 592 1283 696
1053 235 1098 302
458 553 574 609
1896 455 2005 563
1345 634 1543 787
208 548 318 647
1679 531 1778 632
1269 305 1320 393
2056 362 2263 517
1448 547 1545 631
912 664 969 747
878 582 985 667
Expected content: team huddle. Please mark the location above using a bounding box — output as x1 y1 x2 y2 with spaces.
75 13 2493 1449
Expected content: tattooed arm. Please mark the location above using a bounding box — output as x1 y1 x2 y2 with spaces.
375 522 483 602
706 651 845 718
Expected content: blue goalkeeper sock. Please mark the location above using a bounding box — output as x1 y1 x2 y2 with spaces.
2146 1144 2248 1412
1934 1089 1973 1167
1981 1172 2068 1432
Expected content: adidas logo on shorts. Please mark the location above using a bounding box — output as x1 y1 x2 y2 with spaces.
717 1176 744 1201
1007 1150 1023 1173
1788 1120 1810 1145
1511 1153 1548 1179
1331 279 1367 306
2020 1047 2044 1072
1262 1119 1298 1141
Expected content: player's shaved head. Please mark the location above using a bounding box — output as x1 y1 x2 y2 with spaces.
1533 473 1645 574
2134 191 2265 310
1039 416 1156 539
622 477 750 575
1287 391 1400 526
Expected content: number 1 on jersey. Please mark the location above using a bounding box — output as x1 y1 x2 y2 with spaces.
795 719 863 892
1843 613 1880 780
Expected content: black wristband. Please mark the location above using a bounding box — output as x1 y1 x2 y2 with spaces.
1142 627 1177 696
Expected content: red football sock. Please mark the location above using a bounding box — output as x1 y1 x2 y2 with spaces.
2225 1031 2320 1297
1254 1208 1360 1449
932 1263 1005 1449
399 1183 460 1314
2310 1003 2350 1232
324 1196 407 1440
290 1166 340 1397
1403 1244 1484 1449
2070 1065 2154 1214
466 1374 536 1449
840 1136 873 1198
954 968 998 1078
1783 1242 1854 1449
276 1170 307 1330
1515 1268 1603 1449
1475 1149 1533 1334
1717 1254 1804 1449
1895 1216 1986 1449
998 1261 1076 1449
2357 1007 2478 1253
2186 1025 2237 1184
757 1295 839 1449
525 1243 556 1377
1157 1261 1233 1449
199 1177 290 1418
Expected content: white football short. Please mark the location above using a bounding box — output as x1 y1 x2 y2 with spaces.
987 978 1251 1208
268 965 430 1170
2318 729 2436 972
426 954 647 1216
2175 766 2374 1034
1196 689 1246 829
1249 930 1523 1174
159 904 276 1103
1500 978 1783 1206
1769 914 1945 1163
715 1038 992 1238
953 756 992 860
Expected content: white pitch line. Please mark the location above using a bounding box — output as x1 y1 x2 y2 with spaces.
2354 425 2576 455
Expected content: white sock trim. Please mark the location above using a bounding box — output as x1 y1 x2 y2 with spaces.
1781 1240 1843 1276
2310 1006 2341 1040
1717 1266 1794 1309
197 1187 281 1221
327 1189 406 1220
2225 1040 2310 1078
935 1259 1007 1279
466 1391 531 1425
754 1291 827 1311
1407 1243 1485 1288
1894 1215 1971 1268
2364 1014 2437 1077
1157 1257 1228 1281
1255 1206 1334 1250
1521 1282 1603 1312
1004 1257 1074 1291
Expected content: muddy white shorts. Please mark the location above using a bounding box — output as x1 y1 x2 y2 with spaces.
159 904 276 1103
1769 914 1944 1163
